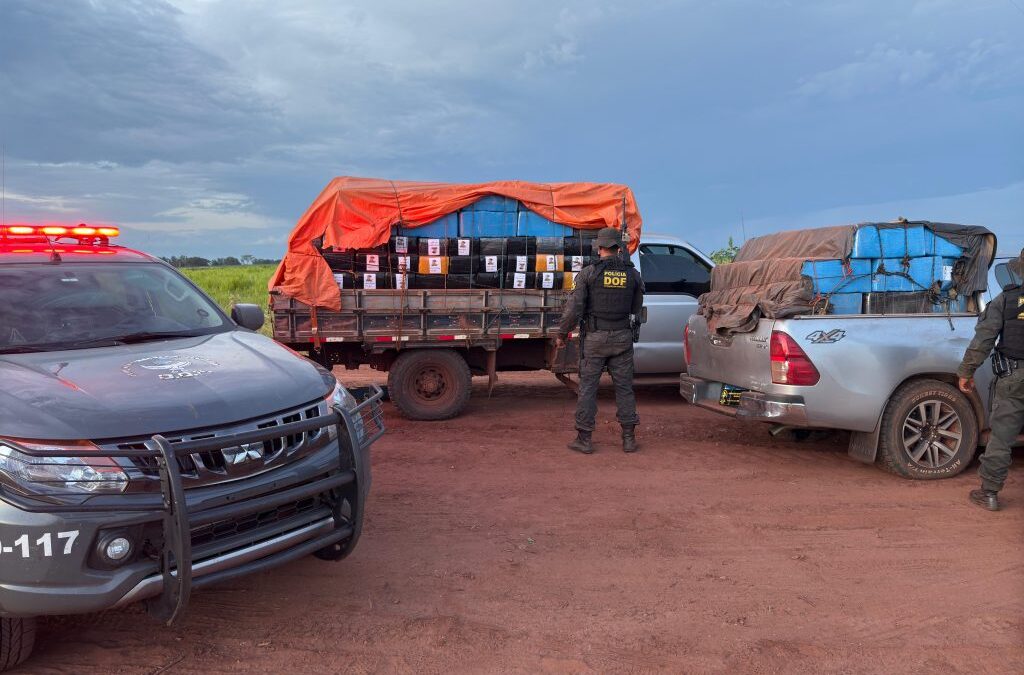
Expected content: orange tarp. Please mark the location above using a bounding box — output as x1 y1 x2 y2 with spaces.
269 177 643 310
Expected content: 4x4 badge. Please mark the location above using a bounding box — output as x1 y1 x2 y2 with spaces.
806 329 846 344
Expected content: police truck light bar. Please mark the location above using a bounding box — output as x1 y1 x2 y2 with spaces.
0 224 120 237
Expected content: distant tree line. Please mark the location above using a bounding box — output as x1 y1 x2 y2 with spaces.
162 254 280 268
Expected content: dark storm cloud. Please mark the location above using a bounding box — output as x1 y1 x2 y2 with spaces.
0 0 279 165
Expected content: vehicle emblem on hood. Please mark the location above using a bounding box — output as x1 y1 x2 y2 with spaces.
122 354 220 380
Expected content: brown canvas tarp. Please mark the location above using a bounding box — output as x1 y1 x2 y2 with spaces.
699 221 996 334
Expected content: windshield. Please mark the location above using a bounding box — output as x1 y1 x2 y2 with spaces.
0 263 229 353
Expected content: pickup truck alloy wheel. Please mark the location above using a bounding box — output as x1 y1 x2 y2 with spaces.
388 349 472 420
877 379 978 479
902 400 961 469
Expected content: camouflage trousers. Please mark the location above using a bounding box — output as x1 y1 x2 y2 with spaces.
981 367 1024 492
574 329 640 433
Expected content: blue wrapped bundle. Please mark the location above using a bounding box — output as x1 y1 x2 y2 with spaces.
802 259 873 293
851 225 964 259
870 256 957 292
459 210 518 237
401 212 459 238
516 210 574 237
824 293 864 315
464 195 519 212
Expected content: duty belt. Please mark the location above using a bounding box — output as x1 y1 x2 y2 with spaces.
586 316 631 331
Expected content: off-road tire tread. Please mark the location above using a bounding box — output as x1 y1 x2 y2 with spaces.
388 349 471 421
877 379 978 480
0 617 36 671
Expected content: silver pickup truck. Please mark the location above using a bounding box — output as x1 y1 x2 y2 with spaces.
681 257 1020 480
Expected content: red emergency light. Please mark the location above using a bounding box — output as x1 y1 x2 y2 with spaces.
0 224 120 239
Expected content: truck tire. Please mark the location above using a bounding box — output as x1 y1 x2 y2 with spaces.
877 379 978 480
0 617 35 672
388 349 472 420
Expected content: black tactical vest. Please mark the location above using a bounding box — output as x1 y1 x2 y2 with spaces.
999 286 1024 360
585 257 638 331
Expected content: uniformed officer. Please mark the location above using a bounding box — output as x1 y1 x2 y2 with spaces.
556 227 644 454
957 249 1024 511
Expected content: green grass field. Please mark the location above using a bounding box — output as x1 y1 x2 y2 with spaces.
181 264 278 335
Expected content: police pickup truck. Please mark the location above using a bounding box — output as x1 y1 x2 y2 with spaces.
0 224 384 670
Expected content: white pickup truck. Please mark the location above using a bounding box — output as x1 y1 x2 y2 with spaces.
681 227 1016 480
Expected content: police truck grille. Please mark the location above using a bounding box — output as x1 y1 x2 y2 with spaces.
104 401 332 488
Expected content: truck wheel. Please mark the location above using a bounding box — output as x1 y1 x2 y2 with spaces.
0 617 35 672
877 379 978 480
388 349 471 420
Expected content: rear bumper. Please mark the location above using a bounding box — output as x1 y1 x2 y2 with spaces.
680 375 809 426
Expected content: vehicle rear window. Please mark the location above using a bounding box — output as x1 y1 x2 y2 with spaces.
0 263 229 353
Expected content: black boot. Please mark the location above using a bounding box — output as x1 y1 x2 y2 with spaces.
969 489 1000 512
621 426 638 453
567 431 594 454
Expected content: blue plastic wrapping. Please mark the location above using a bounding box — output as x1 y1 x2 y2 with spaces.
802 259 873 293
517 210 574 237
851 225 964 259
871 256 957 292
459 210 518 237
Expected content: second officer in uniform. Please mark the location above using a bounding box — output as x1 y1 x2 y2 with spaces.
957 248 1024 511
556 227 644 454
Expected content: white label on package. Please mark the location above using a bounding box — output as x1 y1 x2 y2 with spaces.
515 256 528 272
942 265 953 281
366 254 380 272
513 273 527 289
545 255 556 271
394 236 409 254
363 273 377 290
571 256 584 271
428 257 443 274
395 256 411 272
395 273 407 289
485 255 498 272
542 272 555 289
333 273 347 288
427 238 441 256
458 239 471 256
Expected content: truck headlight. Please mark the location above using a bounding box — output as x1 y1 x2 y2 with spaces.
0 442 129 495
326 383 366 444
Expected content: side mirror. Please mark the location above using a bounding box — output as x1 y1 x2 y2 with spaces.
231 303 265 331
640 306 648 324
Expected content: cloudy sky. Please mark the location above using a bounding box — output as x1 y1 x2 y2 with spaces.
1 0 1021 259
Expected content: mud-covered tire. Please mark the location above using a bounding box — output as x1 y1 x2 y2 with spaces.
387 349 471 421
0 617 35 672
877 379 978 480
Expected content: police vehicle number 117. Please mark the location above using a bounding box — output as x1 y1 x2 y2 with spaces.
0 530 79 558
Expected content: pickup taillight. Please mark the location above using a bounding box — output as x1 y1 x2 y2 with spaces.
683 327 692 366
769 331 820 386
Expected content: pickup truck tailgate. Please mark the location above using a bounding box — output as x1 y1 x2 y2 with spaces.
686 315 773 391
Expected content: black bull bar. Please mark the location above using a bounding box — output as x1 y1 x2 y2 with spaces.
3 385 385 625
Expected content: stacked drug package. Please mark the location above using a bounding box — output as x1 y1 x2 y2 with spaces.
805 223 967 315
699 220 995 334
321 196 603 292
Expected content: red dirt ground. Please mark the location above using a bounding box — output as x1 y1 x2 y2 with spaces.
29 371 1024 674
